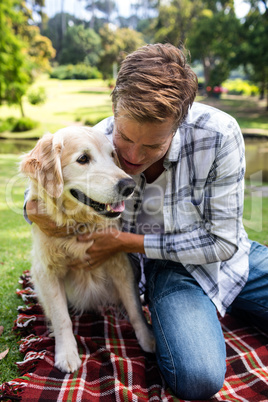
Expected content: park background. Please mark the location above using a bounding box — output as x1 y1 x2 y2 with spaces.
0 0 268 383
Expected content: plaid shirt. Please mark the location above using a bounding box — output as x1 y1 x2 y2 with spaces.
95 102 251 316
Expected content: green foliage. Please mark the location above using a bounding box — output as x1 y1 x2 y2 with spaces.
24 26 56 73
0 0 55 117
27 86 47 105
232 7 268 107
153 0 203 46
41 12 80 60
98 24 145 79
50 64 102 80
84 114 110 126
0 118 16 133
187 3 240 88
59 25 101 66
223 79 259 96
0 0 31 111
11 117 39 132
0 116 39 133
85 0 117 24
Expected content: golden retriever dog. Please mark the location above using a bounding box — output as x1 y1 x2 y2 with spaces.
20 126 155 373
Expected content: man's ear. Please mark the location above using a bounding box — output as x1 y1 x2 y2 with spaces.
20 133 64 198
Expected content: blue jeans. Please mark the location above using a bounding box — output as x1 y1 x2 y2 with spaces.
143 241 268 400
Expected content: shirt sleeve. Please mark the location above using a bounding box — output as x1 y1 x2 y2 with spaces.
144 120 245 265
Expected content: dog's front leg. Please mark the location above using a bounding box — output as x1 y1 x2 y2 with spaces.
111 256 155 353
32 263 82 373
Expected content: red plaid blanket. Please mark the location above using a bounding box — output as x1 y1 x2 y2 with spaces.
1 271 268 402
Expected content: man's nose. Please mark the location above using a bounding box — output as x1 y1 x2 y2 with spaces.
127 144 144 164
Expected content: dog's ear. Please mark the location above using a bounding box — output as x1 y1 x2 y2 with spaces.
20 133 64 198
113 149 122 168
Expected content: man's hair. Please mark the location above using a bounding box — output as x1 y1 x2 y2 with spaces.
111 43 198 129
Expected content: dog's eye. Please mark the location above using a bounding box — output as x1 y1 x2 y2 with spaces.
76 154 90 164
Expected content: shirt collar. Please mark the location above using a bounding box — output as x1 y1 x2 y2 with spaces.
163 127 181 167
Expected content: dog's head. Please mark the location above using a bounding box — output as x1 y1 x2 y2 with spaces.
20 126 136 219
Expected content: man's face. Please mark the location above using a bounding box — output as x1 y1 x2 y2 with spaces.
113 117 175 176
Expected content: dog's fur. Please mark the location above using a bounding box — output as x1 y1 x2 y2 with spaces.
20 126 155 373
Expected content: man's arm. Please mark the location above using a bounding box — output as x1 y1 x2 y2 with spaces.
25 199 75 237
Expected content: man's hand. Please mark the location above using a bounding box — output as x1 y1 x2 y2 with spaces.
77 228 145 270
26 200 74 237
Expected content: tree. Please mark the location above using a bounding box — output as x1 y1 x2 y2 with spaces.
152 0 203 46
233 4 268 108
25 0 47 29
0 0 32 116
97 24 145 79
0 0 55 116
152 0 240 91
59 25 101 66
188 4 240 90
83 0 117 28
130 0 159 19
41 13 82 61
243 0 267 14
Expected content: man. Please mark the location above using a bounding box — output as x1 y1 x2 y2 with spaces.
26 43 268 400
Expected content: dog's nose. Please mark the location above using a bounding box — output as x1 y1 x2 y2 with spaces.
117 178 136 197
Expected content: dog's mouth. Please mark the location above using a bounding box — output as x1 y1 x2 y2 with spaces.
70 189 125 218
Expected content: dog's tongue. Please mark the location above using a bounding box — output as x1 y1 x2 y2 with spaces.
106 200 125 212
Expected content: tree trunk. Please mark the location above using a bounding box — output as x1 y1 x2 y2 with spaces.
202 56 211 88
19 98 25 117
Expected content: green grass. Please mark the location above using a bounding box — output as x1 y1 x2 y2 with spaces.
200 95 268 133
0 155 31 383
0 75 113 139
244 196 268 245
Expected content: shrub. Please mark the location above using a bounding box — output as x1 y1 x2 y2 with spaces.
50 64 102 80
11 117 39 132
0 117 16 133
27 87 47 105
84 115 110 126
222 79 259 96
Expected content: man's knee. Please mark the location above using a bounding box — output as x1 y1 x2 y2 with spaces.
176 365 225 400
160 357 225 400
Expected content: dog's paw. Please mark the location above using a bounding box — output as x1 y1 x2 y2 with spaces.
137 328 156 354
55 348 82 373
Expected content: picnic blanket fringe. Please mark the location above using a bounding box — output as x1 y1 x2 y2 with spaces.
0 381 25 401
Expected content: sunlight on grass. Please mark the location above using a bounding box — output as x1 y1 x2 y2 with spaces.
0 76 113 139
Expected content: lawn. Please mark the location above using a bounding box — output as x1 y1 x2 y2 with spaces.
0 155 31 383
0 77 267 384
0 75 113 139
200 94 268 133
